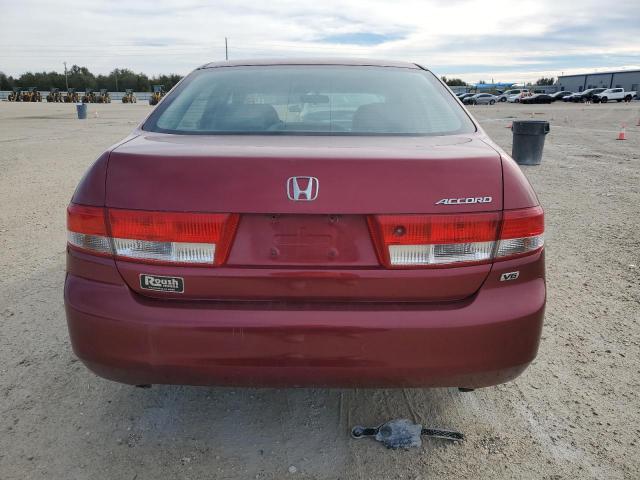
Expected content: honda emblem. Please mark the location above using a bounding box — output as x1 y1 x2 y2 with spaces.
286 176 319 201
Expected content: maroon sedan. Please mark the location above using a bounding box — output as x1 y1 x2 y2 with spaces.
65 59 545 388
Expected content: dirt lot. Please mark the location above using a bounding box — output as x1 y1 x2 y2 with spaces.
1 101 638 480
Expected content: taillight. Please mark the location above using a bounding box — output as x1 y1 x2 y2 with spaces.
368 213 500 267
67 204 239 266
368 207 543 268
496 206 544 259
67 205 112 256
108 210 239 265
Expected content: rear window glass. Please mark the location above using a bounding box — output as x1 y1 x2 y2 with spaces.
144 65 475 136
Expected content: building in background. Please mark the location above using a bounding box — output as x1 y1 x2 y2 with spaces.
557 70 640 93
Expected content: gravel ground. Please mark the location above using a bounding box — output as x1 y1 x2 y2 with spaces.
1 101 638 479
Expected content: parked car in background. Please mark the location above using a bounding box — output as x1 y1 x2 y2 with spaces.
507 91 531 103
521 93 554 104
572 88 606 103
457 93 475 103
496 89 529 102
550 91 573 101
563 92 581 102
464 93 497 105
64 59 546 389
592 88 637 103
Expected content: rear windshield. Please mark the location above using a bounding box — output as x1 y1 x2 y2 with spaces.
143 65 475 136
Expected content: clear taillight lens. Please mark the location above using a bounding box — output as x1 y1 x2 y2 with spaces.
388 241 497 266
67 204 239 266
368 207 544 268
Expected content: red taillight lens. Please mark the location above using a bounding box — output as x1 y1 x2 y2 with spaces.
108 209 239 265
496 206 544 259
67 204 108 236
67 204 239 266
67 204 112 256
108 210 233 243
368 207 544 268
369 213 500 245
368 213 501 267
499 206 544 239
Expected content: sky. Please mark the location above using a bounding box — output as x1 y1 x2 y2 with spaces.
1 0 639 83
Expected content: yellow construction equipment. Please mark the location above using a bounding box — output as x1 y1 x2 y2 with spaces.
21 87 42 102
63 88 79 103
95 88 111 103
122 89 137 103
81 89 97 103
7 87 42 102
46 88 63 103
149 85 165 105
7 87 22 101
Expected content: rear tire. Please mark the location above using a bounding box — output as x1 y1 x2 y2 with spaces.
600 97 608 103
489 99 495 105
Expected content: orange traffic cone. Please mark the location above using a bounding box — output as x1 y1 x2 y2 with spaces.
617 124 626 141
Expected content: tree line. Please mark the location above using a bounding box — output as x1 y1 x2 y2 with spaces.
0 65 183 92
441 76 556 87
0 66 556 91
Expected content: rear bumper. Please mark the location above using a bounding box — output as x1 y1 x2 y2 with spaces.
64 255 545 388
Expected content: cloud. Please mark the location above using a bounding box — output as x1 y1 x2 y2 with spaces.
317 32 405 46
0 0 639 82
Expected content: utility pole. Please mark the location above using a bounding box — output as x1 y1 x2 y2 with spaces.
225 37 228 61
115 68 118 91
64 62 68 89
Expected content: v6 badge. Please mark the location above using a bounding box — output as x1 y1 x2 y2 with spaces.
140 274 184 293
500 271 520 282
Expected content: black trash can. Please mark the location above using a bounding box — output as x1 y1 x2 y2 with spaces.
75 103 87 120
511 120 550 165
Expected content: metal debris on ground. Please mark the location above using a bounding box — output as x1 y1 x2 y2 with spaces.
351 419 464 450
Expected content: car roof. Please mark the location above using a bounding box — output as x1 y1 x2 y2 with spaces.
199 58 421 70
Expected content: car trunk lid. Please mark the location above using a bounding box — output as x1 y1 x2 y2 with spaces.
106 133 503 302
